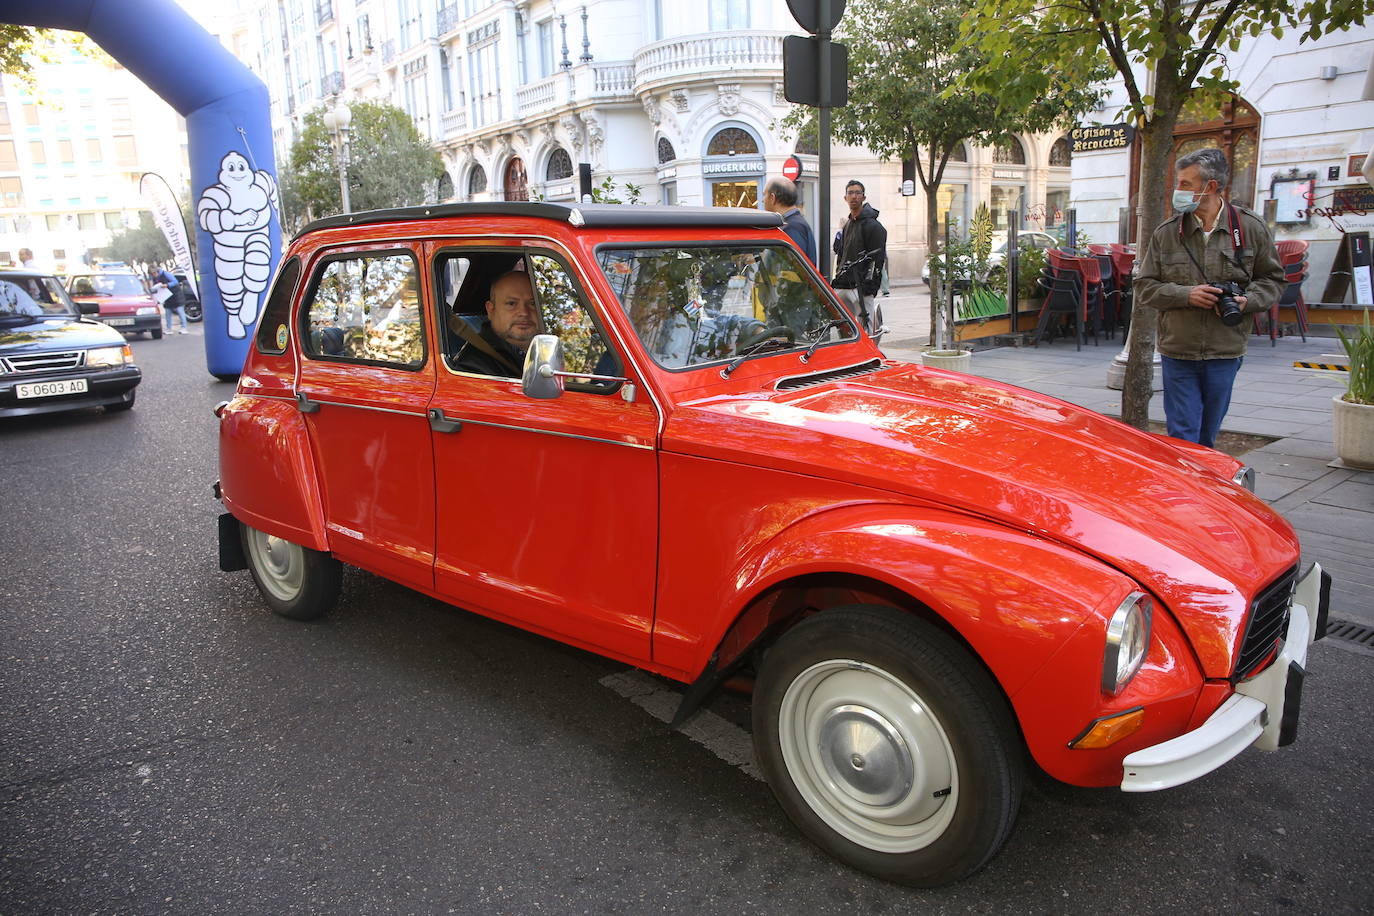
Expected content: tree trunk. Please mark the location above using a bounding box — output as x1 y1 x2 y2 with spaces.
1120 71 1182 429
927 186 942 347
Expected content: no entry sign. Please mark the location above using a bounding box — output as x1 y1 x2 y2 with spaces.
782 156 803 181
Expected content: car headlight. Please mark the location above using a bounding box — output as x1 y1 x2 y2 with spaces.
136 306 158 315
87 345 132 367
1102 592 1153 695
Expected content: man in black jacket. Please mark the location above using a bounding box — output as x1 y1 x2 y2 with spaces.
452 270 544 377
832 180 887 333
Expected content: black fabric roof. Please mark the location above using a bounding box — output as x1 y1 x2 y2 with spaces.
297 202 784 239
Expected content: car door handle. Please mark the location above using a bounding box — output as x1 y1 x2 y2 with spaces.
296 391 320 414
428 408 462 433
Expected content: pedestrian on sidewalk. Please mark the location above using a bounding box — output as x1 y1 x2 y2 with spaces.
1134 147 1285 448
762 176 816 266
831 180 887 333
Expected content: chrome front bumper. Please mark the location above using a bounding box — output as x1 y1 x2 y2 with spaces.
1120 562 1329 792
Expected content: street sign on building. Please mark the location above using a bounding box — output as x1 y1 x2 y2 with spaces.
782 156 803 181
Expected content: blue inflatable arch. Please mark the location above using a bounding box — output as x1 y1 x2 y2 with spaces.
4 0 279 378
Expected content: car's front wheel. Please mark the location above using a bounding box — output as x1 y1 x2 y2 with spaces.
752 605 1023 887
240 524 342 621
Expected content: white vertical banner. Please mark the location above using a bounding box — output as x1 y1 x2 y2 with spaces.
140 172 198 298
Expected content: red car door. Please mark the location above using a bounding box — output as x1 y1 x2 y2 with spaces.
293 244 438 591
425 242 659 663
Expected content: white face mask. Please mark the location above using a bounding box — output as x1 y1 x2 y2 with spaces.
1172 189 1201 214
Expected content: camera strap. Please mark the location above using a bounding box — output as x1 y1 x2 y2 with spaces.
1178 202 1247 283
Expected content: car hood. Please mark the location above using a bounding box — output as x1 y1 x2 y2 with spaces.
663 363 1298 677
0 315 128 352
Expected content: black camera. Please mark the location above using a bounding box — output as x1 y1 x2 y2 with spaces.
1212 280 1245 326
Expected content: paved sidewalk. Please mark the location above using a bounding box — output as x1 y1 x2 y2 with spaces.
875 281 1373 625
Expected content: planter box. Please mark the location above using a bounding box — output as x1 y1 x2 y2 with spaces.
1332 394 1374 469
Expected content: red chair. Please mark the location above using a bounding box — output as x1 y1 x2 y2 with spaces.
1255 241 1309 345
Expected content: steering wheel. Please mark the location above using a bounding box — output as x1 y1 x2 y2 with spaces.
737 325 796 350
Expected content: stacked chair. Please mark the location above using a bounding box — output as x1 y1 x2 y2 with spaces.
1266 239 1310 345
1034 248 1107 350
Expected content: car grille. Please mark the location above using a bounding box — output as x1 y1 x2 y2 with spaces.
775 358 883 391
1233 565 1298 682
1 351 84 374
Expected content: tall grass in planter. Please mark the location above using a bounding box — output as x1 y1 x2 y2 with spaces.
1332 311 1374 469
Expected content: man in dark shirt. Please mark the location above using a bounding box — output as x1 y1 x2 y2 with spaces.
452 270 544 377
763 176 816 266
831 180 887 333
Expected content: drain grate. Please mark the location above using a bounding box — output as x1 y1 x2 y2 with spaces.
1325 619 1374 649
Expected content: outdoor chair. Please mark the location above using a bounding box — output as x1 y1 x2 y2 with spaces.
1033 273 1087 350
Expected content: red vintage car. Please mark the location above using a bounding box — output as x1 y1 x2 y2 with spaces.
215 203 1328 887
66 268 164 339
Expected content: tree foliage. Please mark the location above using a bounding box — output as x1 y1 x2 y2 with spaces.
281 100 445 231
814 0 1102 345
105 212 172 267
1 26 112 91
958 0 1369 427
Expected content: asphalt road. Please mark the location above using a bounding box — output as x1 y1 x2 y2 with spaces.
3 330 1372 915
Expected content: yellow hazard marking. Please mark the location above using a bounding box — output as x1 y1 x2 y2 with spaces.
1293 361 1349 371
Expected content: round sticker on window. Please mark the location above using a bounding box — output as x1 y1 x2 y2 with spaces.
275 324 288 349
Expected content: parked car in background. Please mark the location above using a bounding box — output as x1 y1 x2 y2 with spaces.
216 202 1327 888
921 229 1059 284
66 267 164 339
173 272 204 322
0 269 141 416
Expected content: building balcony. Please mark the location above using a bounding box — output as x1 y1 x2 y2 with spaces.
315 1 333 27
441 108 468 139
321 70 343 98
436 4 461 37
632 31 786 93
382 39 397 65
516 74 561 115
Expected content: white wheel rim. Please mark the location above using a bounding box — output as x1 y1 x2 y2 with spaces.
778 660 958 853
245 528 305 603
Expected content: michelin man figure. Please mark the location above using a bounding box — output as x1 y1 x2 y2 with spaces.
197 151 279 339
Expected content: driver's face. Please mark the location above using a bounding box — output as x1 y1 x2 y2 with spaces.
486 273 542 350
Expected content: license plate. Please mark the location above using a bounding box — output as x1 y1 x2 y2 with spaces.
16 378 89 399
104 318 136 327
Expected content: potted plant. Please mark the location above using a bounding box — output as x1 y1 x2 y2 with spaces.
1333 310 1374 469
922 216 976 372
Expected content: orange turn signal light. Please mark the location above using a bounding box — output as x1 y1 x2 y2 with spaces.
1069 707 1145 750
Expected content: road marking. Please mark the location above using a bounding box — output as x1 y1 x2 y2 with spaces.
599 669 763 781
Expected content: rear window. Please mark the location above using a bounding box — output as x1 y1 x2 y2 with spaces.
70 273 146 297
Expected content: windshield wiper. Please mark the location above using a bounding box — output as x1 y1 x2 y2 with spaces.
720 333 795 377
801 319 851 362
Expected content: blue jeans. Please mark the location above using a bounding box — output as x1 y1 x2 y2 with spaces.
1161 355 1243 448
164 305 188 331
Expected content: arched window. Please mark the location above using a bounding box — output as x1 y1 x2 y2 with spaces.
1170 93 1260 209
948 142 968 162
467 165 487 196
706 126 758 156
504 157 529 201
1049 137 1072 167
992 137 1026 165
657 136 676 164
546 148 573 181
436 171 455 200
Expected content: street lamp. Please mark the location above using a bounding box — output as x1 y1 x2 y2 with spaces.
321 101 353 213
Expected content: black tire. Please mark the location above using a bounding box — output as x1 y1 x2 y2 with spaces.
105 391 135 413
184 301 203 322
240 523 342 621
151 328 164 339
752 605 1023 887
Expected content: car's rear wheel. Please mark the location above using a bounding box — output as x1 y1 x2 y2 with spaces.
184 301 203 321
752 605 1022 887
240 524 342 621
151 328 164 339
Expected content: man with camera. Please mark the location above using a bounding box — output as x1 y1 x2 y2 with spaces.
1135 147 1286 448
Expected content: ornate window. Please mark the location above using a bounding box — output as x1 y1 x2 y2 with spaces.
546 147 573 181
707 127 758 156
436 171 455 200
948 142 967 162
467 165 487 195
1049 137 1072 167
992 137 1026 165
657 137 676 164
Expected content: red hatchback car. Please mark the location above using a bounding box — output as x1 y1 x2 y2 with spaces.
67 268 164 338
216 203 1329 887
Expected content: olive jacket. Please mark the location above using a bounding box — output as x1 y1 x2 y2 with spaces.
1134 205 1286 360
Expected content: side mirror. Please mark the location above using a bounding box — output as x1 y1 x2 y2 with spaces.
522 334 565 400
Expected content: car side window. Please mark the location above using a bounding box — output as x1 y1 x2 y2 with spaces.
527 253 620 387
255 258 301 355
302 251 425 368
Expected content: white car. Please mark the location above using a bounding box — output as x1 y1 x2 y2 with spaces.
921 230 1059 284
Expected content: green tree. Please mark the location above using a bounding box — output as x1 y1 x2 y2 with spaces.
105 211 171 267
959 0 1368 428
817 0 1100 346
281 100 445 231
1 26 111 91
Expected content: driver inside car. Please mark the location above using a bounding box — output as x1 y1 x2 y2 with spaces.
451 269 546 378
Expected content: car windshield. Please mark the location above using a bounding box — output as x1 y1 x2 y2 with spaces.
71 274 145 297
0 277 78 317
598 243 857 370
